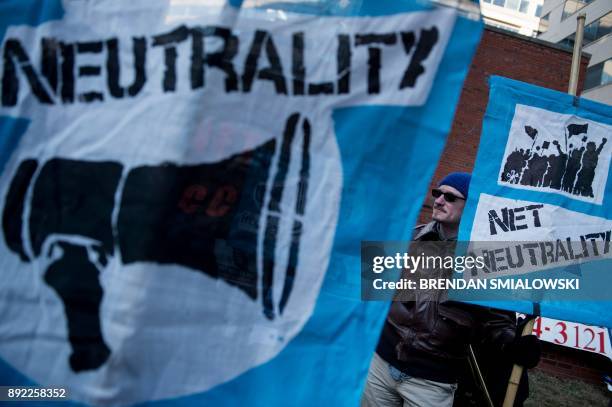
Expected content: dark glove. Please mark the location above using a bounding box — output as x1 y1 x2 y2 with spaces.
505 334 541 368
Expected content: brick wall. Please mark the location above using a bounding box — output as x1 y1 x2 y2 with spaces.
536 342 611 384
417 27 590 224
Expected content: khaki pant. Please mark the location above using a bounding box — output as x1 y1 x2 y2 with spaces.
361 353 456 407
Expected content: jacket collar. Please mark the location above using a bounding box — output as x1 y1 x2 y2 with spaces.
413 221 457 241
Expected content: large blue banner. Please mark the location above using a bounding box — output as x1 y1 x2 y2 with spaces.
0 0 482 404
458 76 612 329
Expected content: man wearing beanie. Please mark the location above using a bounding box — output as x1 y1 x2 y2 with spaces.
429 172 471 240
361 172 539 407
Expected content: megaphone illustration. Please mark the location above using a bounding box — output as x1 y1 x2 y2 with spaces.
2 112 311 372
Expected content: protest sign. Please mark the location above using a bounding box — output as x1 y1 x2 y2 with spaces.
458 76 612 328
0 0 482 404
533 317 612 360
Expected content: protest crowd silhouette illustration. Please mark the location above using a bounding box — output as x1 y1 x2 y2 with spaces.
501 123 607 198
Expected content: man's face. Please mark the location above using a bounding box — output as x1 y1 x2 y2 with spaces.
431 185 466 225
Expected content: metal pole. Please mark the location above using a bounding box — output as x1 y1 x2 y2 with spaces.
568 13 586 96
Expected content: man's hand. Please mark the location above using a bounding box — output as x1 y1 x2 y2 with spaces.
505 334 541 368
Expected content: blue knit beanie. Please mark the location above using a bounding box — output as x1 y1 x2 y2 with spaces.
438 172 471 199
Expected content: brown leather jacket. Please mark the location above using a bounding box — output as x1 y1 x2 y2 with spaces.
376 222 516 383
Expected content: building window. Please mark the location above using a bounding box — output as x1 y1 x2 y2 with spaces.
519 0 530 13
535 4 542 17
558 33 575 48
584 59 612 90
583 12 612 45
562 0 577 20
538 12 550 34
506 0 519 10
561 0 593 21
557 12 612 47
484 0 536 13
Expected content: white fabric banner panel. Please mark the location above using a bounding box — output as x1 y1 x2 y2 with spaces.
0 0 482 405
533 317 612 360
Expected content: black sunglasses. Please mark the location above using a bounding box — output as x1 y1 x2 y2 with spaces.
431 188 466 203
